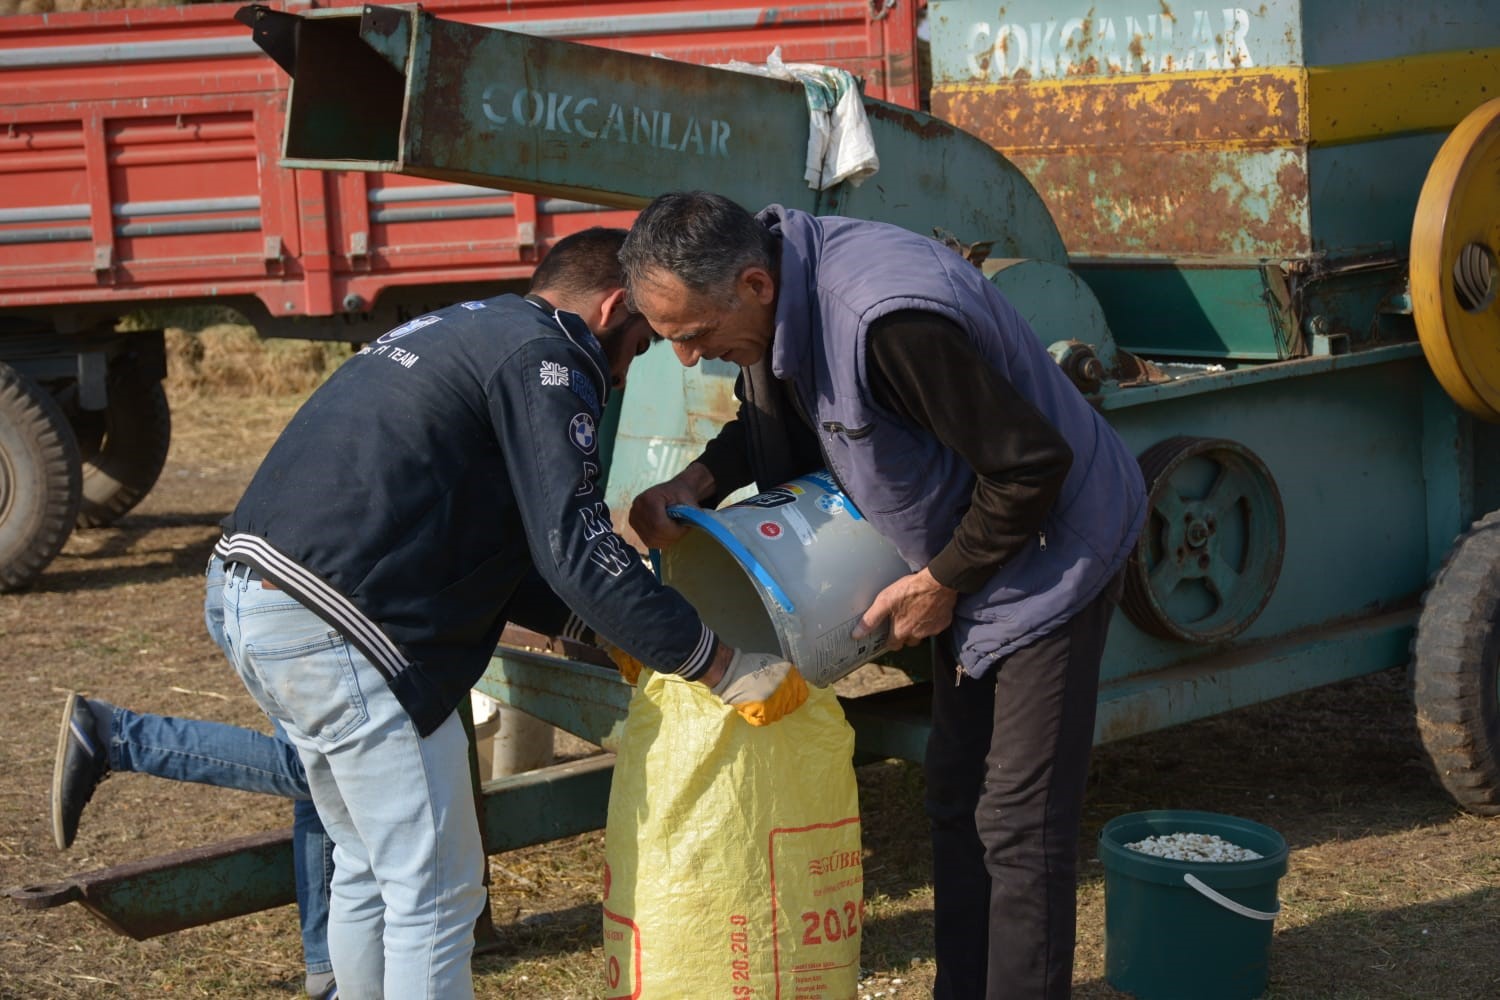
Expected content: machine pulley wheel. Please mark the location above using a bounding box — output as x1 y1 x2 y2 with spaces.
1411 509 1500 815
1121 436 1285 644
1411 96 1500 423
0 361 82 592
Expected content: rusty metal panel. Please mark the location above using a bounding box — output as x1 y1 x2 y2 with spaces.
927 1 1500 263
931 68 1313 259
994 146 1311 259
926 2 1316 260
932 72 1307 151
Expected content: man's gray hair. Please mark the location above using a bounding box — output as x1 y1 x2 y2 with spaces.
619 191 774 307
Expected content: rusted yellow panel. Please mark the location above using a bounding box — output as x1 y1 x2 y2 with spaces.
931 69 1314 258
932 67 1308 153
1308 47 1500 146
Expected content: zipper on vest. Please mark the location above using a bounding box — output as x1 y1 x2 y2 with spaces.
1038 530 1048 551
954 662 964 687
821 420 875 439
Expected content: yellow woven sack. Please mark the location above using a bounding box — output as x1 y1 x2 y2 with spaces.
602 669 863 1000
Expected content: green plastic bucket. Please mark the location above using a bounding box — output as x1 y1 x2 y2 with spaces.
1097 810 1288 1000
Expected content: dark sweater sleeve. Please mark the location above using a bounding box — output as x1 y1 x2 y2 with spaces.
866 310 1073 592
694 414 756 507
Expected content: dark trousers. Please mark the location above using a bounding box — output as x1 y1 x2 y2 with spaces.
925 582 1118 999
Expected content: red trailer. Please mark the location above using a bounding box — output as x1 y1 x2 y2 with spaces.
0 0 920 589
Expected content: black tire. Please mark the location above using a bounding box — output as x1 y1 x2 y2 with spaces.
70 357 172 529
1411 509 1500 815
0 362 82 592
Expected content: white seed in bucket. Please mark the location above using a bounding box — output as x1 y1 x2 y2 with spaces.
1124 832 1263 862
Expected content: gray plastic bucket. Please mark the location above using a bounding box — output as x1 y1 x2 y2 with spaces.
661 470 910 686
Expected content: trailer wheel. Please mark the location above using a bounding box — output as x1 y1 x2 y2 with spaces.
70 358 172 529
0 362 82 592
1411 509 1500 815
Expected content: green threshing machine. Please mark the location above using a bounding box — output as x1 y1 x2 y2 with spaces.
10 0 1500 946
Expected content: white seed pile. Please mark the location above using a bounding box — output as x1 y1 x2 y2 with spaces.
1125 832 1262 862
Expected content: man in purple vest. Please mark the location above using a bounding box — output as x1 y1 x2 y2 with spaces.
623 191 1146 999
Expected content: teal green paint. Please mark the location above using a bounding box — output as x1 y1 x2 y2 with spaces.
985 259 1117 367
18 761 618 938
1476 421 1500 518
474 650 631 746
603 353 739 517
1101 355 1437 681
70 834 296 938
355 5 410 73
1422 379 1473 574
1094 611 1416 744
1301 0 1500 63
1298 260 1414 350
478 757 614 853
1098 342 1424 409
1308 132 1447 255
1078 265 1291 360
1083 258 1416 366
596 384 624 481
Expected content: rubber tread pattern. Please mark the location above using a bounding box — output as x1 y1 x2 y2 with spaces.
0 363 82 592
1411 509 1500 815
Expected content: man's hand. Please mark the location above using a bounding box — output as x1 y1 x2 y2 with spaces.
853 567 958 649
628 462 717 549
708 649 809 726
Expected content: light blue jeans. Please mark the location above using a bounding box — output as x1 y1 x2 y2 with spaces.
218 563 486 1000
195 557 331 979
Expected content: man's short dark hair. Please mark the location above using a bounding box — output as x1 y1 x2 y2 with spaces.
618 191 774 307
529 227 629 298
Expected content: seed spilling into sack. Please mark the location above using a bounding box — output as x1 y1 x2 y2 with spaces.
1125 832 1263 862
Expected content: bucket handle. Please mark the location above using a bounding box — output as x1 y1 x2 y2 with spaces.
1183 873 1280 921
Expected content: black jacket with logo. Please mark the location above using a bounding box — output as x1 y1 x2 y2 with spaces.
216 294 717 736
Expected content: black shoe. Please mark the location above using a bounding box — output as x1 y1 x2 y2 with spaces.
50 692 110 850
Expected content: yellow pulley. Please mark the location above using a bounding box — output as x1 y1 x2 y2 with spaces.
1412 96 1500 423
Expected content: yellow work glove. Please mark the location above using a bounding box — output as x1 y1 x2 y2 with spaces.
709 650 809 726
603 641 646 685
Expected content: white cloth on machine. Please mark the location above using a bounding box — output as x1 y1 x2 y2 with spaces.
716 46 880 190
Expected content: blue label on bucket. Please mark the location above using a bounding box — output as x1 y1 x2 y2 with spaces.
665 504 796 613
793 472 864 520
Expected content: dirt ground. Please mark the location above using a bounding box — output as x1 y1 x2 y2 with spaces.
0 382 1497 999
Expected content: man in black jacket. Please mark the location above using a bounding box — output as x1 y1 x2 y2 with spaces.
201 227 806 998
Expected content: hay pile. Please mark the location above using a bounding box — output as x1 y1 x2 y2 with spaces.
165 324 352 397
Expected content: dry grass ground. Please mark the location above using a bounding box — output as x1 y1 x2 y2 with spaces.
0 326 1496 998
